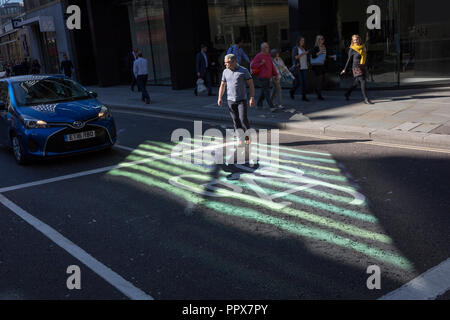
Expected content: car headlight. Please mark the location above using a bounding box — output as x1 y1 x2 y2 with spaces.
21 115 49 129
98 105 111 119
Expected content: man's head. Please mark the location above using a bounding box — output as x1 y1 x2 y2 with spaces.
270 48 278 58
201 44 208 52
224 54 237 70
133 48 139 54
235 37 243 47
138 52 143 58
260 42 270 54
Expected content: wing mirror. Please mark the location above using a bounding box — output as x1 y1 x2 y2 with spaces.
88 91 98 98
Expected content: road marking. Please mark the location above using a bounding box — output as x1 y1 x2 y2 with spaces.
282 131 450 154
0 142 233 193
379 258 450 300
0 193 152 300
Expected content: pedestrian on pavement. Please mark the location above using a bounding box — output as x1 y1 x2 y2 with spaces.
60 54 74 79
226 37 250 66
20 58 30 75
270 48 294 109
340 34 374 104
195 44 213 96
12 61 22 76
133 52 151 104
310 35 334 100
250 42 279 112
128 48 139 91
218 53 255 146
290 36 310 102
30 59 41 75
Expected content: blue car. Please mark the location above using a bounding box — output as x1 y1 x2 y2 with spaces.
0 75 116 164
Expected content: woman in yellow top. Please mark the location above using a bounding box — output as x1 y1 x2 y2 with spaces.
340 34 374 104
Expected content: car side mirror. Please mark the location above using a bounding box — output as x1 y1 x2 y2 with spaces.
88 91 98 98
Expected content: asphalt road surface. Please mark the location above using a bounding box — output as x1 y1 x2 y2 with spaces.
0 109 449 300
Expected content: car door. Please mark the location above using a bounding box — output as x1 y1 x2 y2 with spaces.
0 81 10 145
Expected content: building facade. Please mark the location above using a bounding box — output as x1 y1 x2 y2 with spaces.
21 0 74 75
63 0 450 89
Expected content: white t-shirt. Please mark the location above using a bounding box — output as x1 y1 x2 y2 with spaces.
298 47 308 70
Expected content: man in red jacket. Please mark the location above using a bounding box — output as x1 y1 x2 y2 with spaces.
250 42 279 112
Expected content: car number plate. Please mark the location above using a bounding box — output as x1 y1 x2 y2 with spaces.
65 130 96 142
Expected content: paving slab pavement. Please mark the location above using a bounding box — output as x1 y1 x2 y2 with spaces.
88 85 450 149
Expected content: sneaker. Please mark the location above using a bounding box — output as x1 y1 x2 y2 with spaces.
364 99 374 105
270 107 277 113
317 95 325 101
277 105 285 109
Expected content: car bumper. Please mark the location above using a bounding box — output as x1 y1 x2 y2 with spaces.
20 119 117 158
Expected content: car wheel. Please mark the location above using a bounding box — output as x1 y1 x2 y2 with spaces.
11 135 29 165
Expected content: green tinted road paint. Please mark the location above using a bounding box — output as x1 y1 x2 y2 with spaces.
123 159 389 244
132 142 365 205
107 168 412 271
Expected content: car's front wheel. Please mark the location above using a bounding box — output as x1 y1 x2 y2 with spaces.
11 135 29 165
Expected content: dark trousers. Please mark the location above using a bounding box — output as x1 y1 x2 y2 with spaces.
137 74 150 101
195 69 212 95
346 75 368 100
228 100 250 140
131 73 137 90
257 77 274 108
290 69 307 96
312 65 326 97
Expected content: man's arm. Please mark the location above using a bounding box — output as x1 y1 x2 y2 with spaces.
218 81 226 106
242 49 250 63
133 60 138 78
247 79 255 107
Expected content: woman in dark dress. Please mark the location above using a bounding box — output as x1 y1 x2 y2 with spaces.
340 34 374 104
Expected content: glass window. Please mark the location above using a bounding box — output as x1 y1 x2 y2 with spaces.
208 0 290 70
128 0 171 84
399 0 450 85
12 78 90 106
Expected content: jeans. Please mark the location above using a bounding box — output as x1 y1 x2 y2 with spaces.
271 77 282 106
256 77 274 108
137 74 150 101
228 100 250 140
290 69 307 96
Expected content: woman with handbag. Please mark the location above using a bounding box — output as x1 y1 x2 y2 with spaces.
270 48 295 109
290 36 310 102
340 34 374 104
311 35 330 100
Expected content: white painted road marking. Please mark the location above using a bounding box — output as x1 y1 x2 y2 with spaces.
380 258 450 300
0 142 233 193
0 193 153 300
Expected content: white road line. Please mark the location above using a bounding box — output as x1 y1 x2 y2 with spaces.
282 131 450 154
0 193 153 300
379 258 450 300
0 142 233 193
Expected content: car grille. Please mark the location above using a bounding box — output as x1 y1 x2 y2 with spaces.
45 125 109 154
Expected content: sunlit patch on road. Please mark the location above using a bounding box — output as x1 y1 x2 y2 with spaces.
108 138 415 273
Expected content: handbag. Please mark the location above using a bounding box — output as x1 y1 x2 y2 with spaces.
196 78 207 94
311 53 326 66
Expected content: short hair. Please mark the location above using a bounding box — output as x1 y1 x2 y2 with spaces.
138 52 143 57
260 42 269 50
235 37 242 44
200 43 207 49
224 54 236 62
270 48 278 56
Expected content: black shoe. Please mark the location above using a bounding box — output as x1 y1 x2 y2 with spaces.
194 89 198 96
290 91 294 100
364 99 374 105
345 93 350 101
302 95 309 102
318 95 325 101
146 99 150 104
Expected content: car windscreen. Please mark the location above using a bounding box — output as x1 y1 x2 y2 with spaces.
12 78 91 106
